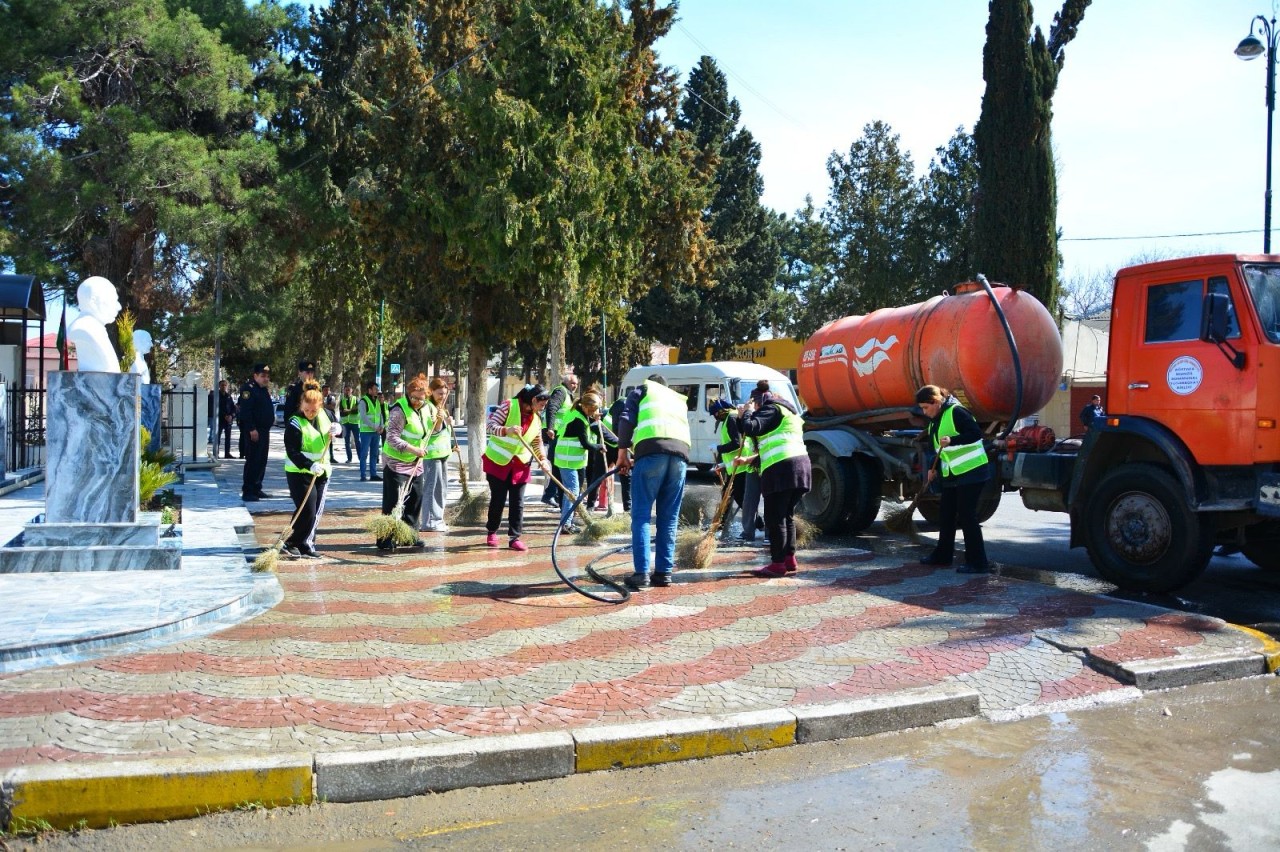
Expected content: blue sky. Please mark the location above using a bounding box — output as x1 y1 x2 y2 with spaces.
656 0 1280 286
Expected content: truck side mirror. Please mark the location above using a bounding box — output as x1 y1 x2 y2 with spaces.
1200 292 1245 369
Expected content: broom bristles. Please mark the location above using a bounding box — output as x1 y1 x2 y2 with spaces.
574 513 629 544
883 502 918 534
690 530 717 570
252 547 280 573
793 515 818 549
364 513 419 545
675 529 702 569
448 490 488 526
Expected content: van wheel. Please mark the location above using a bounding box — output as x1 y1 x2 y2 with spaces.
803 447 854 533
1242 520 1280 571
1084 463 1213 592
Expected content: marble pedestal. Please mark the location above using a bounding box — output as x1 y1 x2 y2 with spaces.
141 384 161 453
0 381 7 482
0 371 180 573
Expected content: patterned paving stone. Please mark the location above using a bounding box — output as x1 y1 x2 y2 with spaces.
0 507 1266 766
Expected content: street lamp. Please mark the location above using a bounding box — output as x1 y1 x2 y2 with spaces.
1236 15 1278 253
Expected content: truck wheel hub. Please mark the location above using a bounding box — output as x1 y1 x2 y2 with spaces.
1107 492 1171 564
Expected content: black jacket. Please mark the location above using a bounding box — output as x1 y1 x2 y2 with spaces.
737 397 811 496
237 380 274 431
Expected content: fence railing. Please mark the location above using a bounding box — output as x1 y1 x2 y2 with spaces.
4 387 46 473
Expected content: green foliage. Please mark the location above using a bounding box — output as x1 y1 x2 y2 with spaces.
974 0 1091 308
116 309 137 373
0 0 298 332
633 56 779 359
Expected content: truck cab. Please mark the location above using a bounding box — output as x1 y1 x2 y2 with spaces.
1069 254 1280 588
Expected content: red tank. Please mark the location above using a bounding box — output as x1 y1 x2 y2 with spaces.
798 282 1064 426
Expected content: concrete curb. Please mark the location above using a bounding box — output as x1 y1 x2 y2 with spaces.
1 752 312 832
316 732 575 803
2 685 982 832
1229 624 1280 673
1092 650 1269 690
793 684 981 743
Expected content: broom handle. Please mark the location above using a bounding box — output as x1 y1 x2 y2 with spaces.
517 432 592 524
453 441 470 498
906 452 941 513
275 430 334 544
709 467 739 532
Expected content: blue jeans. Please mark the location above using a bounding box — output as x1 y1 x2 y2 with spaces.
358 431 381 478
559 467 580 528
629 453 685 577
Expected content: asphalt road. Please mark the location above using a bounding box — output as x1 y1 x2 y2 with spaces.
680 472 1280 639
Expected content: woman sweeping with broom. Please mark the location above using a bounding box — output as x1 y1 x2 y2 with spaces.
282 380 344 559
735 389 811 578
483 384 550 552
373 374 434 553
913 384 992 574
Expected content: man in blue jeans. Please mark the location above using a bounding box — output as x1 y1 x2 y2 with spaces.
615 375 690 591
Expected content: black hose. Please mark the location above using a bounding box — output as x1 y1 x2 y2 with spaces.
976 273 1023 441
549 466 631 604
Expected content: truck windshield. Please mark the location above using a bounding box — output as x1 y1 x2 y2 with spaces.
1242 264 1280 343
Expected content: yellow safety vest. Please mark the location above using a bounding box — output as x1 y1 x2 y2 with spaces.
554 409 590 470
484 399 541 466
932 405 987 477
631 382 691 447
382 398 430 463
758 409 806 473
283 411 332 476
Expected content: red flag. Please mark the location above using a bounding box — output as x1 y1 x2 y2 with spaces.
56 301 68 370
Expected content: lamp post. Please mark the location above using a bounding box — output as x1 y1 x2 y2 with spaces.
1236 15 1279 253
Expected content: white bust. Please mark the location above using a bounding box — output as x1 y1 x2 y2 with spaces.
67 276 122 373
131 329 152 384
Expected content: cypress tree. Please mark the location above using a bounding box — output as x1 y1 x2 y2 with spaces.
974 0 1089 309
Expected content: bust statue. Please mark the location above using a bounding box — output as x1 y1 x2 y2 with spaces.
67 276 122 373
131 329 152 384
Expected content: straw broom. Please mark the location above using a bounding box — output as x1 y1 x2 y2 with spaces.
883 455 939 539
448 442 488 525
681 467 739 571
364 475 419 548
253 432 334 572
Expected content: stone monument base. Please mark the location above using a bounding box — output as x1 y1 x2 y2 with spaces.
0 514 182 573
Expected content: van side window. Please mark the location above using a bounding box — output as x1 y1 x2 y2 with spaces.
669 384 699 412
1144 279 1203 343
704 384 723 411
1206 276 1241 338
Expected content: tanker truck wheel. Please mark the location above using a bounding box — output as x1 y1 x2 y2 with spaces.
846 456 883 533
1242 520 1280 571
804 448 858 534
1084 463 1213 592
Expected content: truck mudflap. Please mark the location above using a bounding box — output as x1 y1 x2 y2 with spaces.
1259 472 1280 517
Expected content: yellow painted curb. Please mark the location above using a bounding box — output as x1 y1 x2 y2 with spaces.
3 754 313 832
1228 624 1280 674
576 717 796 773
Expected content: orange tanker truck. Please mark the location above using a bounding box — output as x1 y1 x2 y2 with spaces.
797 254 1280 592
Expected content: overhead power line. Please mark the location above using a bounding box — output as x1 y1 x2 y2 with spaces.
1061 228 1259 242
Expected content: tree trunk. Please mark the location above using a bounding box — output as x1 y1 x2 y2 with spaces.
548 297 566 385
466 340 487 479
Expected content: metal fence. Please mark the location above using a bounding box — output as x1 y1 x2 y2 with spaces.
4 386 45 473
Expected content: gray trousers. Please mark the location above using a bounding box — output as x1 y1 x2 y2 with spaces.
420 456 449 529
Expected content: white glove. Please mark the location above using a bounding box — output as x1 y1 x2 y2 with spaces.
329 423 343 437
309 462 326 476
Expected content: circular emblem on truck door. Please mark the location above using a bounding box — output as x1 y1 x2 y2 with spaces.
1166 355 1203 396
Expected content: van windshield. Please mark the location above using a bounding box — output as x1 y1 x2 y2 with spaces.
729 377 802 412
1243 263 1280 343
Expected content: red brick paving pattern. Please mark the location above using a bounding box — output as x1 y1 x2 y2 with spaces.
0 507 1258 765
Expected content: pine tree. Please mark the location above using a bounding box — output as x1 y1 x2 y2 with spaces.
633 55 780 360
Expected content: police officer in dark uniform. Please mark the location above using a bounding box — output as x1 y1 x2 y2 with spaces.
283 359 316 424
239 362 276 501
